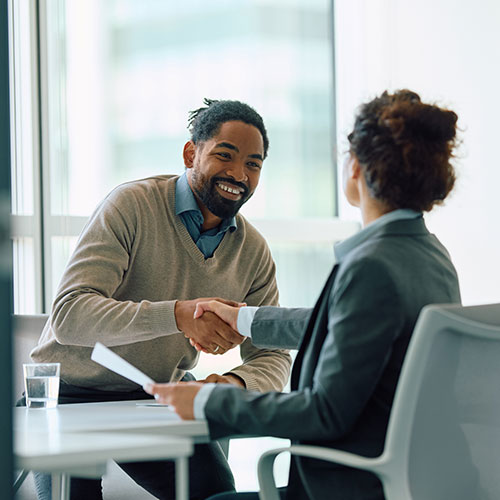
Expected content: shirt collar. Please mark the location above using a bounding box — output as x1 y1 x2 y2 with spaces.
175 172 237 231
334 209 422 262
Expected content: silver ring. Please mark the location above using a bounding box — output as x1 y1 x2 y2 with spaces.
213 345 220 353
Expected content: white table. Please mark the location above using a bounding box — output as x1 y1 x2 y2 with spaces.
14 400 209 500
15 399 209 436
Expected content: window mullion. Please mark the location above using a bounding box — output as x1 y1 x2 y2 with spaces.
38 0 53 312
31 0 44 313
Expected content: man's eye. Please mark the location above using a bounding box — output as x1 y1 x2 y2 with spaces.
216 152 231 159
247 162 261 169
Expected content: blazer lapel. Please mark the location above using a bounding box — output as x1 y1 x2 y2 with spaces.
291 264 338 390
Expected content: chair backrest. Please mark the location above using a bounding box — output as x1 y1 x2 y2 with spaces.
12 314 49 403
384 303 500 500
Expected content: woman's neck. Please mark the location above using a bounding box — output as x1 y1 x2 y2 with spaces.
358 183 391 227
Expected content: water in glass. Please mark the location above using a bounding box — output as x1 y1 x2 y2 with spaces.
25 375 59 408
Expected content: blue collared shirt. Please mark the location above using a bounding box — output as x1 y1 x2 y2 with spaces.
175 173 237 258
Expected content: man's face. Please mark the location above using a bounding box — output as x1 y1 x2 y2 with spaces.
184 120 264 219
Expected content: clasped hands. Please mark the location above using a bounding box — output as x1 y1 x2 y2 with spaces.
176 298 245 391
174 297 244 356
152 298 246 418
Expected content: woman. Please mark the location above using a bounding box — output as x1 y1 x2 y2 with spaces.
145 90 461 500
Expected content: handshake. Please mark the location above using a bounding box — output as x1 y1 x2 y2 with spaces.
174 298 246 356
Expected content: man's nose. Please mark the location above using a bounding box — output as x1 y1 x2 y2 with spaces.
225 161 248 182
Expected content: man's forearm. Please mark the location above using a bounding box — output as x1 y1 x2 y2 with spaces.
51 292 178 347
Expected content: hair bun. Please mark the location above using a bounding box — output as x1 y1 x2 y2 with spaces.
380 99 458 144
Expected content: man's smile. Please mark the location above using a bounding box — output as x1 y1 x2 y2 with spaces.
215 180 247 201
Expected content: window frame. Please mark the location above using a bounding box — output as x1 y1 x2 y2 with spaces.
9 0 44 313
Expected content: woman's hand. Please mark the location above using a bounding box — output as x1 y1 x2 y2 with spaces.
143 382 203 420
193 300 242 331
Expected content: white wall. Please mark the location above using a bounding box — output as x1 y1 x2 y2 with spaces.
335 0 500 305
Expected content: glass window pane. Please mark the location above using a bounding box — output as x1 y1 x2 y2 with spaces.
10 0 43 314
45 0 334 219
10 0 36 217
12 237 36 314
271 241 335 307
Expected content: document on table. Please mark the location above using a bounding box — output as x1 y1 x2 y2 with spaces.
91 342 171 407
91 342 155 387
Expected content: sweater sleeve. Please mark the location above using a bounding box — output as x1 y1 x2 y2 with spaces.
49 193 180 347
225 241 292 392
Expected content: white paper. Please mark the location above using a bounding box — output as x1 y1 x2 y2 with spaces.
91 342 155 387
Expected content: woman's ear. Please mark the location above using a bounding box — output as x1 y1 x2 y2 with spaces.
349 156 361 180
183 141 196 168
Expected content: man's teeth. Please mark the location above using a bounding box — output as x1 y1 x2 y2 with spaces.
217 182 243 195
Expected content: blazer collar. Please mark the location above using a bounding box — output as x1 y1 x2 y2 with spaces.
334 209 423 263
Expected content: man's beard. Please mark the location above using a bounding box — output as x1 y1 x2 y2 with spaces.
190 170 252 219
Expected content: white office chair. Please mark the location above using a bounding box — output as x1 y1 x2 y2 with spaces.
257 303 500 500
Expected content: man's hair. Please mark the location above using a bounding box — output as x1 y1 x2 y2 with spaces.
188 98 269 159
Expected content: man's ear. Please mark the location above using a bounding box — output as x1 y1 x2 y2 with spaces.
183 141 196 168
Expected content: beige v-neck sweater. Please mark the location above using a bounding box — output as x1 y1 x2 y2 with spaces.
31 175 291 392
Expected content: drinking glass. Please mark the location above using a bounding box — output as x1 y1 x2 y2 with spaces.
23 363 60 409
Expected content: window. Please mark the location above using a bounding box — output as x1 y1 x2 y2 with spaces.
11 0 342 314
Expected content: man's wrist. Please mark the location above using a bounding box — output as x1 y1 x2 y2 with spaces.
174 300 191 333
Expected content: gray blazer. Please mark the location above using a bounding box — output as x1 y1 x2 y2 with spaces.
205 217 461 500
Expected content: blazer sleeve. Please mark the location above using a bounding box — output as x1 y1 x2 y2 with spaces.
204 256 405 441
225 243 293 393
250 306 313 350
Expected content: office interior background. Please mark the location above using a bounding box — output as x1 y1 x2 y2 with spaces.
4 0 500 495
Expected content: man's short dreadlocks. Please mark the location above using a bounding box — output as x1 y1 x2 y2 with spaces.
188 98 269 159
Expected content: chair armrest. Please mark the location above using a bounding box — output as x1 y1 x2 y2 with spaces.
257 445 388 500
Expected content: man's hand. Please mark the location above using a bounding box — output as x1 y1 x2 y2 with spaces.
175 298 245 355
143 382 202 420
193 300 241 331
200 373 246 388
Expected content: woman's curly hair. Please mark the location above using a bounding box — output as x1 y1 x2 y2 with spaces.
348 90 458 211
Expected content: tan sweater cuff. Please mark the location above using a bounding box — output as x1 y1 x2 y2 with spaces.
226 369 260 392
146 300 180 335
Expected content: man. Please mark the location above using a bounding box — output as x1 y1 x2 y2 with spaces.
30 99 291 500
